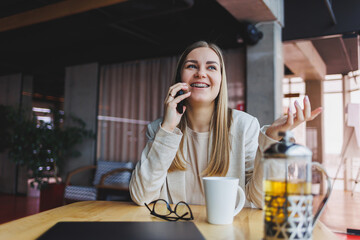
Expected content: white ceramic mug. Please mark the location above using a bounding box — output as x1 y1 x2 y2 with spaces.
203 177 245 224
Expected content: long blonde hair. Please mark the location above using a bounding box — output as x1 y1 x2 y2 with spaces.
168 41 232 176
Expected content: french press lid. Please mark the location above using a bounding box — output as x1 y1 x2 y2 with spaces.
264 131 312 159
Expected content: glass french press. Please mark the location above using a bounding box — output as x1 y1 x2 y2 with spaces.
262 131 332 240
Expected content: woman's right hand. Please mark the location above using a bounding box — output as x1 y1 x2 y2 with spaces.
161 82 191 132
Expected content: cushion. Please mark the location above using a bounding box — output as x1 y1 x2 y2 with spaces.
93 161 133 185
64 186 97 201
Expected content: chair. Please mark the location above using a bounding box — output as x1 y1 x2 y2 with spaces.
64 160 134 203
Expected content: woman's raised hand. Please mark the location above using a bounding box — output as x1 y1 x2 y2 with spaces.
161 83 191 132
265 96 323 141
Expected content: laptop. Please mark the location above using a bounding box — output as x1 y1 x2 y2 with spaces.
37 221 205 240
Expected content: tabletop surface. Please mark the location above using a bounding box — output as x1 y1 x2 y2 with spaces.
0 201 337 240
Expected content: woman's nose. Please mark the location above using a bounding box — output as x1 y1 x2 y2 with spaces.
195 68 206 78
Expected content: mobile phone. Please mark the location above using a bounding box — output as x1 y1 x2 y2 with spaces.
175 90 185 114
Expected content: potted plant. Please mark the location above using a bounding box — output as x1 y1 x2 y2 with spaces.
0 104 94 210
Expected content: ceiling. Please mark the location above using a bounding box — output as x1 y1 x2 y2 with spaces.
0 0 359 98
0 0 247 98
0 0 243 76
312 35 359 75
283 0 360 76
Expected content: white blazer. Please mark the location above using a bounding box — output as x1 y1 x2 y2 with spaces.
129 109 277 208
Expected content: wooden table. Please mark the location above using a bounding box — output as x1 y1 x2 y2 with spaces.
0 201 337 240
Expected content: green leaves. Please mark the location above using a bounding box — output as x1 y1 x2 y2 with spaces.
0 105 94 189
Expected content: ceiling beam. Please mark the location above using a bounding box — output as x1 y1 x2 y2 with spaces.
217 0 284 25
0 0 128 32
339 37 355 73
283 41 326 80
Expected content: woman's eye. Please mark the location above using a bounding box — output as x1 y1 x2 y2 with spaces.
208 66 217 70
186 64 197 69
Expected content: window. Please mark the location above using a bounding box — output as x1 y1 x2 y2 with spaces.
323 75 343 154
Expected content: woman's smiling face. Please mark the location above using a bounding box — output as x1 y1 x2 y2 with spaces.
181 47 222 106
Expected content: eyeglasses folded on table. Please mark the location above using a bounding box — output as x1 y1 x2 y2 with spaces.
145 199 194 222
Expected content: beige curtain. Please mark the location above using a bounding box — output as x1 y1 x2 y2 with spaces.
97 48 245 164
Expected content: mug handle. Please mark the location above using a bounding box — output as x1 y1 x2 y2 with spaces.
311 162 332 226
233 186 246 216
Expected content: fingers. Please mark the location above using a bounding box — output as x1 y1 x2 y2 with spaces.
286 107 294 127
292 97 322 125
267 97 322 140
166 92 191 116
309 107 323 120
164 82 191 120
173 91 191 104
303 95 311 119
294 100 304 122
167 83 188 100
182 105 187 113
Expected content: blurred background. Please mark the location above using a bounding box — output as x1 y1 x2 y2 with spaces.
0 0 359 238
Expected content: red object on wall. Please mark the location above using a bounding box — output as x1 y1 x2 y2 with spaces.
236 103 245 111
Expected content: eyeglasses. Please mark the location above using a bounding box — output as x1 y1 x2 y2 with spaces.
145 199 194 221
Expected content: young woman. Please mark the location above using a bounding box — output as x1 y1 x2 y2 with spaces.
129 41 322 208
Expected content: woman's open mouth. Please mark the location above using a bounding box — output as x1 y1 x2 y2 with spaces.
190 83 210 88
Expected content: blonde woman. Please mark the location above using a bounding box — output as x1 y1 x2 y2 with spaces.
129 41 321 208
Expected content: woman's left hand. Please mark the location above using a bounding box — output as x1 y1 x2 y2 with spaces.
265 96 323 141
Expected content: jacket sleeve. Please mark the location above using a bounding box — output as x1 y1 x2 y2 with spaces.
129 121 182 205
244 118 278 209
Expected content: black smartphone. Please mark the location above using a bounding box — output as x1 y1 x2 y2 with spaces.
175 90 185 114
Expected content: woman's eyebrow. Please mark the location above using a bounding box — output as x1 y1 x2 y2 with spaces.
184 60 219 65
206 61 219 65
184 60 198 64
